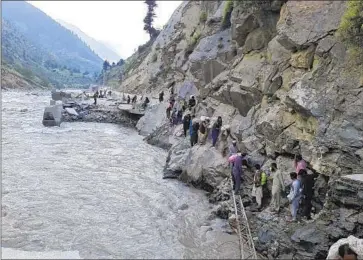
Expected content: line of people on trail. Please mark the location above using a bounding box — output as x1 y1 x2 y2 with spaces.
183 114 224 147
125 94 150 109
92 89 112 105
228 148 316 223
161 91 225 149
161 90 316 223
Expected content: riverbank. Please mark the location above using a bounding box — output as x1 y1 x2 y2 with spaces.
2 91 241 259
47 89 363 259
131 101 363 259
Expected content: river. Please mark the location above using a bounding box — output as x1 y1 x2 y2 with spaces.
1 91 239 259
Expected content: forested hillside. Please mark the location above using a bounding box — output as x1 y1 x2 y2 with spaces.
57 19 121 63
1 1 103 89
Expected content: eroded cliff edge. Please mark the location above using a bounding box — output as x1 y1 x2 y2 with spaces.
114 1 362 258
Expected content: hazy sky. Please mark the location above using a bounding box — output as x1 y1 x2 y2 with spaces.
28 1 182 59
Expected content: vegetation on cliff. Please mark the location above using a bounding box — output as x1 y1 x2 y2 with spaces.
337 0 363 64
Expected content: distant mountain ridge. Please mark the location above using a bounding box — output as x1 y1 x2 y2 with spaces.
1 1 103 88
57 19 122 63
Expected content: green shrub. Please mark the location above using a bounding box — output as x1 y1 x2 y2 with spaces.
185 30 202 57
338 1 363 47
234 0 271 10
222 0 234 28
199 11 208 23
191 31 201 46
337 1 363 65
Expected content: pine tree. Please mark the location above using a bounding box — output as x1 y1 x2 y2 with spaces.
143 0 158 39
103 60 110 71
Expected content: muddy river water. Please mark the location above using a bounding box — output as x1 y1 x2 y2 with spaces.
1 91 239 259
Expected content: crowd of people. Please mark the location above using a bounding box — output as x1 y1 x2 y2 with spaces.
163 92 317 223
228 149 316 223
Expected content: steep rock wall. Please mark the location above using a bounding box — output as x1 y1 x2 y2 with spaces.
117 1 363 258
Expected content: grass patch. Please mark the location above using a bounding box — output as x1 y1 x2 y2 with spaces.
337 1 363 65
199 11 208 23
221 0 234 29
185 30 202 57
234 0 271 10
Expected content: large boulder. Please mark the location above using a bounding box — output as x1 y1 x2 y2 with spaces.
231 10 259 47
213 82 263 117
42 104 62 127
329 174 363 209
267 36 292 65
276 1 347 50
164 138 229 191
290 45 316 69
231 52 266 87
136 103 168 136
179 144 229 191
163 138 191 179
243 27 273 54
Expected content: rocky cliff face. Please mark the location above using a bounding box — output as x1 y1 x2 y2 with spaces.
121 0 362 179
118 1 362 258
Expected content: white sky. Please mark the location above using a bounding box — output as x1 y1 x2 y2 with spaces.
28 1 182 59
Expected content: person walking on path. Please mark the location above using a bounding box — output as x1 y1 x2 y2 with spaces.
228 152 246 195
198 117 208 144
287 172 302 222
269 163 285 213
211 116 222 147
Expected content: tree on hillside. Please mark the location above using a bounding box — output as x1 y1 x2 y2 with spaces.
143 0 158 39
117 58 125 66
112 62 116 67
103 60 110 71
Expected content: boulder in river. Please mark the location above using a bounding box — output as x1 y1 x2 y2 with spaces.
42 104 62 127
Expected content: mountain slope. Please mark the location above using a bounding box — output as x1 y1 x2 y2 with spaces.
57 19 122 63
2 1 102 78
109 1 363 258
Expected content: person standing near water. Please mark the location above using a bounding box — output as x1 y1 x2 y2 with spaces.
93 90 99 105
